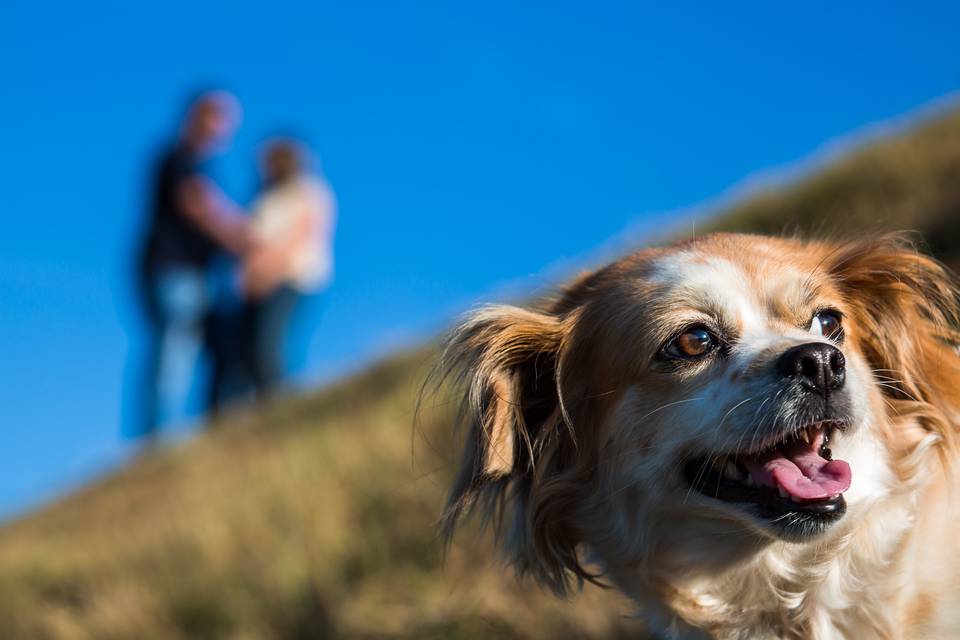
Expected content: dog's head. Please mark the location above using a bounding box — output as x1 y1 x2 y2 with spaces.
440 233 960 594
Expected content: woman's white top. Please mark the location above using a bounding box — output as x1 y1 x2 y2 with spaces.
250 175 336 292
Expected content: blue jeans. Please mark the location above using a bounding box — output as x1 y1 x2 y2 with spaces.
139 267 209 437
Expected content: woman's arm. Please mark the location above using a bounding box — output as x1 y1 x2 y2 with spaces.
242 194 317 299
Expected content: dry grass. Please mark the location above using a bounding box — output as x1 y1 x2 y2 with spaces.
0 351 642 639
0 106 958 639
699 107 960 266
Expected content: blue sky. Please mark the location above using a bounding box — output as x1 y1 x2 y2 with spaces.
1 0 958 519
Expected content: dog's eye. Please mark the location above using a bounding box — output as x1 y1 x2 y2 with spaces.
663 327 718 360
809 310 843 341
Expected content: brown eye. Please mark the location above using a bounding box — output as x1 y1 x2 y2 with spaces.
663 327 718 360
809 310 844 341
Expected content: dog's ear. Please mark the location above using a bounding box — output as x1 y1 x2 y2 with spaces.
438 304 585 592
828 234 960 407
827 236 960 477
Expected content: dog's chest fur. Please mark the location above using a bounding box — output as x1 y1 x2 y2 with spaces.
619 487 953 640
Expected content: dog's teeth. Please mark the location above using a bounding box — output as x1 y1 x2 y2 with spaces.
745 473 754 486
778 487 788 499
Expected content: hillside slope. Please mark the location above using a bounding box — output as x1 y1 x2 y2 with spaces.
0 352 641 639
701 106 960 264
1 105 958 640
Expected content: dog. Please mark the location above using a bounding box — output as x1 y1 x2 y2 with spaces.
439 233 960 639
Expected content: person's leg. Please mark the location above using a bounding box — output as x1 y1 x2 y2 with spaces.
251 286 300 396
205 259 248 416
209 295 258 413
205 302 228 417
136 269 162 441
152 267 209 428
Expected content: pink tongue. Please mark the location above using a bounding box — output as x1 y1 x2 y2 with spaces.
742 440 851 502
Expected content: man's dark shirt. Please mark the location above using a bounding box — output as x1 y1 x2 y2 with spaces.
141 145 217 271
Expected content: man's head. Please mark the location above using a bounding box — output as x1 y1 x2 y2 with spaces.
182 90 242 153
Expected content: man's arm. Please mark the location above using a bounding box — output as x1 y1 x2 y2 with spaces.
176 175 250 254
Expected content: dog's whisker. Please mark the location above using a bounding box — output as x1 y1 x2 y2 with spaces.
875 382 922 403
636 396 708 422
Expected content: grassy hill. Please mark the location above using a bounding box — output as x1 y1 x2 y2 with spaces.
1 105 959 640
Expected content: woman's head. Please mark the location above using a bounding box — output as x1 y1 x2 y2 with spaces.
261 138 309 186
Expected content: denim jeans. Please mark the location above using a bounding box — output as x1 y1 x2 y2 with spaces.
207 284 301 411
249 285 301 393
139 266 209 437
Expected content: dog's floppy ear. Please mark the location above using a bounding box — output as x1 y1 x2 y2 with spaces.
438 304 584 591
828 235 960 475
828 234 960 476
440 304 565 517
828 234 960 406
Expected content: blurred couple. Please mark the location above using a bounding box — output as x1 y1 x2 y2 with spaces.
135 90 336 439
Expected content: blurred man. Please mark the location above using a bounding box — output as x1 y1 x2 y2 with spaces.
136 90 249 438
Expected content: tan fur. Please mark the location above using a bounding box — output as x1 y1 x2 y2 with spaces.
439 233 960 639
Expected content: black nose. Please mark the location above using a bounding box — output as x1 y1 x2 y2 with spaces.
778 342 846 396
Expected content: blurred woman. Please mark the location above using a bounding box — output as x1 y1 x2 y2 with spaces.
209 139 336 407
243 139 336 394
